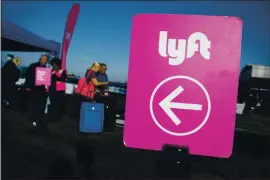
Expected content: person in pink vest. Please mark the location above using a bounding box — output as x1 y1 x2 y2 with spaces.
48 58 67 122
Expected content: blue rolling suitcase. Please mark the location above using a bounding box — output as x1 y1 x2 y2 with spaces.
79 102 104 133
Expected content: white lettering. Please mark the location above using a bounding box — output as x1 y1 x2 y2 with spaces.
66 32 71 40
37 70 47 81
158 31 211 66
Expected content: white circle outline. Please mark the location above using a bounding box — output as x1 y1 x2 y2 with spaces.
149 75 211 136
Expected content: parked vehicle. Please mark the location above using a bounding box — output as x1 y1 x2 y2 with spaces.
238 65 270 116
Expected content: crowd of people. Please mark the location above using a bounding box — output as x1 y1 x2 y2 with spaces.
2 54 111 134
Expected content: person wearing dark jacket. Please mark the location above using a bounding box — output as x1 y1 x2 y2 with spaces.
25 54 49 131
95 63 109 96
1 57 21 109
48 58 67 122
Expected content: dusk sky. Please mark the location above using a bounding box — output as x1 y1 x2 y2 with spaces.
2 1 270 82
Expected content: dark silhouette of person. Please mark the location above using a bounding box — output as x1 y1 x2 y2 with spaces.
24 54 49 132
48 58 67 122
1 57 21 110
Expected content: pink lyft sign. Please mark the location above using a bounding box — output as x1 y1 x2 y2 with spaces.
35 67 52 86
124 14 242 158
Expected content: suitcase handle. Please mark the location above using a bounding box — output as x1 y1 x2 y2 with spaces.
85 107 100 111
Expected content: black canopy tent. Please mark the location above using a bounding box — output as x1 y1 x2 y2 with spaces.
1 19 61 57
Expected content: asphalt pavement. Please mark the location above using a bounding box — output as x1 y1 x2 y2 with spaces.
2 106 270 179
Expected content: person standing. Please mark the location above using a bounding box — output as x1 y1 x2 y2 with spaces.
48 58 67 122
73 62 108 119
25 54 49 132
84 62 109 91
1 57 21 110
95 63 109 96
93 63 117 131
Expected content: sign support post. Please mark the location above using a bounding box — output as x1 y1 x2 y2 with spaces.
156 145 190 179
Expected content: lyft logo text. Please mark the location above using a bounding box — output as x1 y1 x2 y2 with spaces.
158 31 211 65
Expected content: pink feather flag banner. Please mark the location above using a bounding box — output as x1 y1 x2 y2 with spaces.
61 3 80 69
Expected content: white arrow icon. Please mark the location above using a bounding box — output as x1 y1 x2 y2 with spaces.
159 85 202 126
